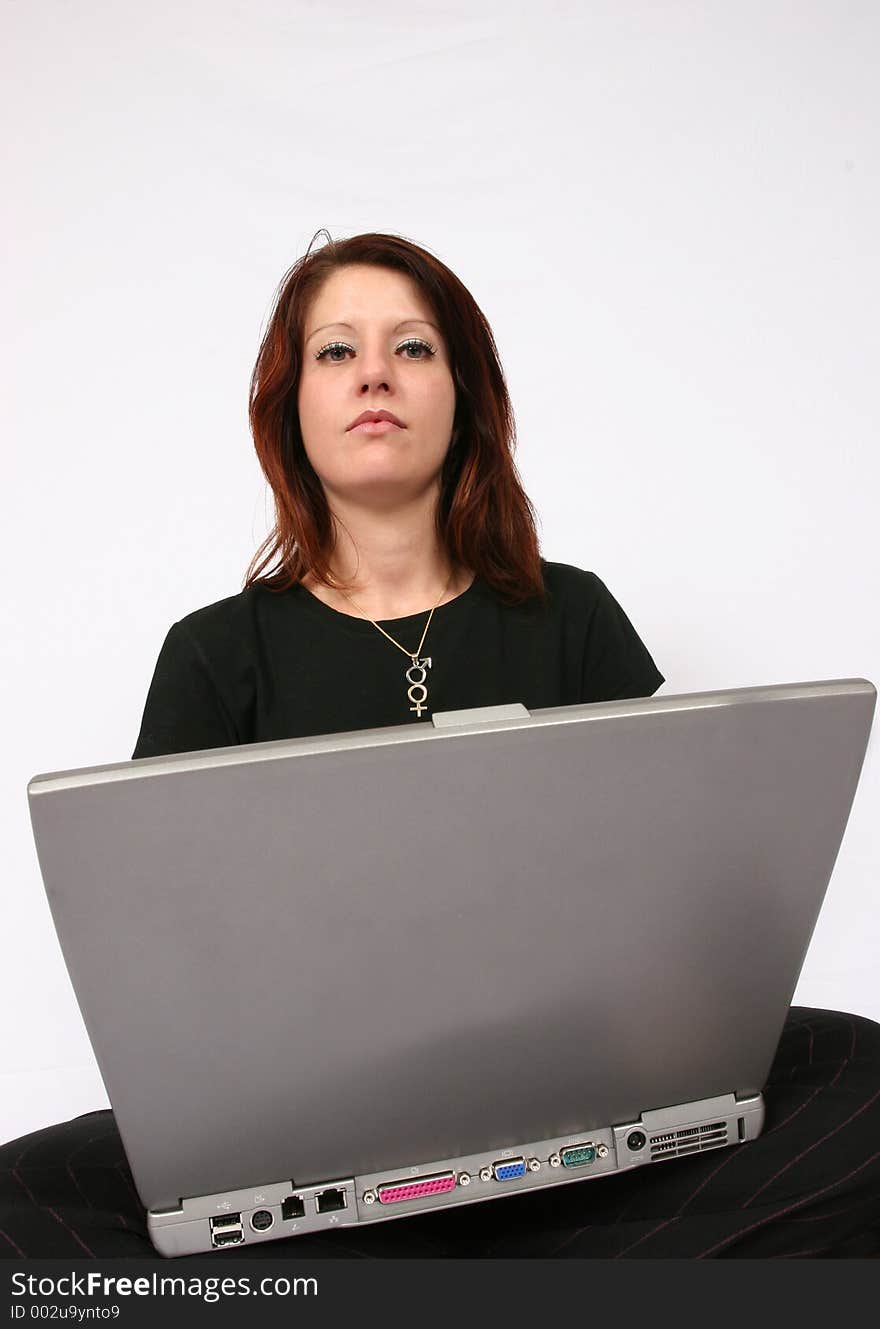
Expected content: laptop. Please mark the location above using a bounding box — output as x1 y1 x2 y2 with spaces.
26 679 875 1257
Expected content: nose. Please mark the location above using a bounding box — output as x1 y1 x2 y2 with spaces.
356 339 397 394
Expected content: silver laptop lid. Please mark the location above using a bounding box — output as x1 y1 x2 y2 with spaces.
27 679 875 1212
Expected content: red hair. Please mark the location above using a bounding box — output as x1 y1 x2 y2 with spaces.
244 230 545 605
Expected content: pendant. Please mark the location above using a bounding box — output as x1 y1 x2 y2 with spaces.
406 656 433 717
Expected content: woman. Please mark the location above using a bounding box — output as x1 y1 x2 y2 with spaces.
4 232 878 1258
131 232 663 762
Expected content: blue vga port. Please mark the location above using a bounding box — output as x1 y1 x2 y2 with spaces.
492 1157 527 1181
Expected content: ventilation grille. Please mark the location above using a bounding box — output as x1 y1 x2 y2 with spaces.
649 1121 728 1160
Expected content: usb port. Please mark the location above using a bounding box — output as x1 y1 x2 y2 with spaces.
209 1213 243 1248
213 1228 244 1247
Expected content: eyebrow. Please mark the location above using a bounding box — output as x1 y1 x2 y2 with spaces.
305 319 440 345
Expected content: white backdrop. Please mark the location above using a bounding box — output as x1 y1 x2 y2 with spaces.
3 0 878 1144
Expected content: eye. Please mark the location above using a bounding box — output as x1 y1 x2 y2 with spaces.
314 337 438 363
397 338 437 360
314 341 354 363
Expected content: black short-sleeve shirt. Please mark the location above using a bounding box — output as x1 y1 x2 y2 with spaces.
131 560 664 759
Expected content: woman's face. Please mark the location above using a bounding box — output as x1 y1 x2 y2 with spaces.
297 264 457 509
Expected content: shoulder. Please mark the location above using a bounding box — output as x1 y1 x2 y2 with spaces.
539 560 612 611
539 561 665 699
169 583 286 659
175 584 257 631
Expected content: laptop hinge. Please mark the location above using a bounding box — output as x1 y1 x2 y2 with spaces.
431 703 531 729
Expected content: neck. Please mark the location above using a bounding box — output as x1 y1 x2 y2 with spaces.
305 489 468 620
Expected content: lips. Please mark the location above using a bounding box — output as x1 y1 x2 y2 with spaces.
347 409 405 430
351 420 402 435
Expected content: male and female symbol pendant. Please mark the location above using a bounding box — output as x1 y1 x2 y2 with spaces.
405 656 432 718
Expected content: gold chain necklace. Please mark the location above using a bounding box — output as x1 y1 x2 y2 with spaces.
336 569 455 718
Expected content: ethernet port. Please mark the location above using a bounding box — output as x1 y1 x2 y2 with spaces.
316 1187 347 1214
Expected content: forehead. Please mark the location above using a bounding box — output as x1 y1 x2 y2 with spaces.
304 264 436 335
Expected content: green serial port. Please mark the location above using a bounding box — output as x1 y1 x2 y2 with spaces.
561 1144 597 1168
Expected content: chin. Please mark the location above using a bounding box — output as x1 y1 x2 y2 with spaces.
339 471 440 503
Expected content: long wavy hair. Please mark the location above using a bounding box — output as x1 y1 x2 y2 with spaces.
244 230 545 605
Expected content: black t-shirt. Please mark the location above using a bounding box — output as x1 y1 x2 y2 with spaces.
131 560 664 759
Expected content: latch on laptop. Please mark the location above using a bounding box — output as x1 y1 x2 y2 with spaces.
431 703 531 728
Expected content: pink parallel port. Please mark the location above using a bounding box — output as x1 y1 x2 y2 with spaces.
377 1173 457 1205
